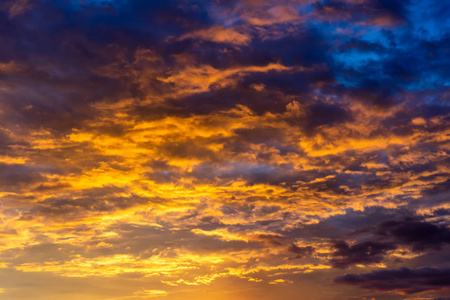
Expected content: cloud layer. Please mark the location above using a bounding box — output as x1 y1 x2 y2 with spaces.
0 0 449 299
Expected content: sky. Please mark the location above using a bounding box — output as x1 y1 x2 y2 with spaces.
0 0 449 299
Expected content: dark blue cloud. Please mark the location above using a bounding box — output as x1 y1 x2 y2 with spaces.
335 267 450 294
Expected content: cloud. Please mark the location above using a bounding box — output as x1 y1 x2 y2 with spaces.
313 0 410 26
335 267 450 294
246 5 302 26
133 289 167 297
0 0 449 299
330 240 396 268
375 219 450 251
157 63 292 96
179 26 251 45
6 0 32 18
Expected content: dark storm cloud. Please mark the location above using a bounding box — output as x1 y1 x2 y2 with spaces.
330 240 396 268
288 244 315 257
284 207 410 240
335 267 450 294
305 102 353 129
284 207 450 268
0 0 215 131
375 219 450 251
165 84 291 116
1 0 446 134
323 217 450 268
245 31 331 68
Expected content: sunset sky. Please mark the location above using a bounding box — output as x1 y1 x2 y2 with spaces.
0 0 449 299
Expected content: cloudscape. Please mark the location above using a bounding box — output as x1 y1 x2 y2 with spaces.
0 0 449 299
